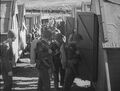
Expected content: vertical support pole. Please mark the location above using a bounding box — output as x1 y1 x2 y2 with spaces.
98 0 108 42
9 0 14 31
75 7 77 33
103 49 111 91
98 0 111 91
72 7 77 32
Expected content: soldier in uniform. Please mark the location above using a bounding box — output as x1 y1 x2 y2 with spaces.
50 39 65 90
63 32 83 91
35 31 53 91
0 30 16 91
52 34 65 89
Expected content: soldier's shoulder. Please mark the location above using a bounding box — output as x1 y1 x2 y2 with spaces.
40 39 48 44
0 42 9 49
0 42 9 56
36 41 42 46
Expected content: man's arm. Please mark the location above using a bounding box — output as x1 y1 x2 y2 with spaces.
60 43 67 69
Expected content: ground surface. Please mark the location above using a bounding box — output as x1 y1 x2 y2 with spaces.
0 58 95 91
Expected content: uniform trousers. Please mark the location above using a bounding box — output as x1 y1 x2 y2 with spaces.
37 66 50 91
63 60 79 91
53 56 65 89
1 62 12 91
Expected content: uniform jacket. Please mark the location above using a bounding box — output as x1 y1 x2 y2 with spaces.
35 40 52 69
0 43 13 73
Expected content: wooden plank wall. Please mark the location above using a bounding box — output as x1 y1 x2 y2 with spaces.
77 12 98 82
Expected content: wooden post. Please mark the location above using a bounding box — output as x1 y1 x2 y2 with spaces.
103 49 111 91
98 0 108 42
9 0 14 31
72 7 77 32
98 0 111 91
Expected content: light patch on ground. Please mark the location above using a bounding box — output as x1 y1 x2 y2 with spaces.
13 77 38 81
74 78 91 87
13 87 37 90
15 81 37 85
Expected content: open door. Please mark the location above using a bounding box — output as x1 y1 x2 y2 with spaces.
77 12 99 82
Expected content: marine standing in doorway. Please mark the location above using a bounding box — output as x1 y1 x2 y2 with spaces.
63 32 83 91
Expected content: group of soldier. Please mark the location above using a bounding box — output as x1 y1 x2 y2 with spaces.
0 19 83 91
31 23 83 91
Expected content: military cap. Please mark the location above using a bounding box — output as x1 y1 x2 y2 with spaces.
7 29 16 39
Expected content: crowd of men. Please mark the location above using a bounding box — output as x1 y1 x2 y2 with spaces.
0 18 84 91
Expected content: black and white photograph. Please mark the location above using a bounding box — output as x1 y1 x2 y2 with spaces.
0 0 120 91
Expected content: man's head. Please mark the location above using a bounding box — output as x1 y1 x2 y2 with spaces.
55 33 64 46
68 32 83 48
7 30 16 41
41 29 52 42
7 30 16 46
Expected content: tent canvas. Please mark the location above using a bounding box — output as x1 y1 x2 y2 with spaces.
102 2 120 48
91 0 120 48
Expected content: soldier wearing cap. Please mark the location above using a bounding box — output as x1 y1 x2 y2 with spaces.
63 32 83 91
51 33 65 89
0 30 16 91
34 29 53 91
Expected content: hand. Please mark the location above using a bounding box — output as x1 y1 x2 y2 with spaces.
8 71 13 76
30 61 36 64
30 63 36 67
48 68 52 74
55 49 59 54
48 49 52 54
76 50 79 54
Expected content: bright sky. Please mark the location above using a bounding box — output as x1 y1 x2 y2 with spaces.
17 0 91 9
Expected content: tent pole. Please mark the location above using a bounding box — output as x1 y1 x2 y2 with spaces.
103 50 111 91
73 7 77 33
9 0 14 30
98 0 111 91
